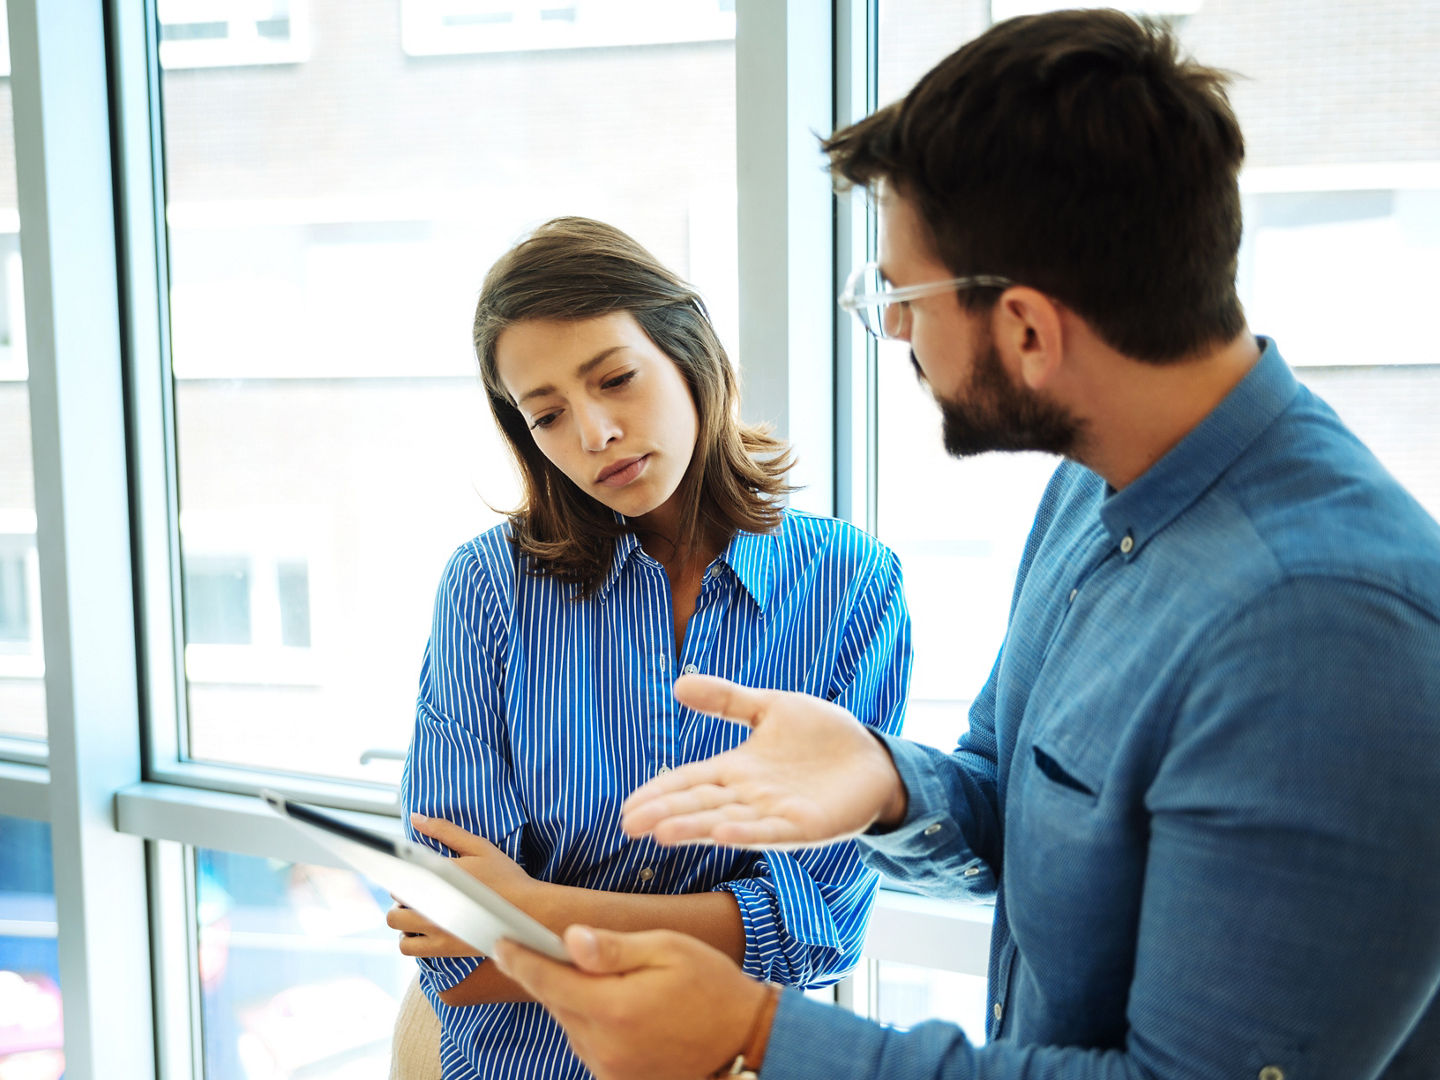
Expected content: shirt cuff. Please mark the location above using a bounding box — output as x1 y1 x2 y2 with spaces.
715 878 787 982
759 988 888 1080
418 953 481 992
863 734 956 843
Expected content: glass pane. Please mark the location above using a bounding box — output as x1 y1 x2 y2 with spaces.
160 2 738 782
194 848 412 1080
0 816 63 1079
876 961 987 1047
0 8 46 745
875 1 1440 750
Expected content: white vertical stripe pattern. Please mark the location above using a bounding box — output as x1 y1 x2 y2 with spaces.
401 507 912 1079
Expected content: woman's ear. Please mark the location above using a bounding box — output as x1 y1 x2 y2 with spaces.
993 287 1064 391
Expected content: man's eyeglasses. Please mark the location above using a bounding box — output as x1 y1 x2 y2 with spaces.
839 261 1013 341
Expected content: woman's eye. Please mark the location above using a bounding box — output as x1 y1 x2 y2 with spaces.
530 412 560 430
602 371 637 391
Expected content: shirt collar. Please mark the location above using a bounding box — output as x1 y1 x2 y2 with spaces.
1099 337 1298 559
593 524 643 603
592 520 776 611
716 527 775 612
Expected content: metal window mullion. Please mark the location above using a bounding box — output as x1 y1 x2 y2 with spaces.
8 0 156 1076
735 0 835 514
832 0 877 530
111 0 188 777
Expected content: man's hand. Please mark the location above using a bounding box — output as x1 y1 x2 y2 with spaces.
387 813 546 956
493 925 768 1080
621 673 909 849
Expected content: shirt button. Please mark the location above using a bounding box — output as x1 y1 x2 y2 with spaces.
1067 588 1078 604
923 823 942 836
1120 533 1134 554
963 866 980 877
682 663 699 675
639 867 655 882
1258 1069 1284 1080
657 765 671 776
992 1002 1003 1021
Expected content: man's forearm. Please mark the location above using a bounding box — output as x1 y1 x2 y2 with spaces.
437 888 745 1007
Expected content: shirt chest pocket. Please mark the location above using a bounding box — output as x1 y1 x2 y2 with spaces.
1029 737 1102 801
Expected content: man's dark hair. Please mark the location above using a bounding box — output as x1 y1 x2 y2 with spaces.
824 10 1246 362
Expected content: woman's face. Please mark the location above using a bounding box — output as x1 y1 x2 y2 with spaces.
495 311 701 533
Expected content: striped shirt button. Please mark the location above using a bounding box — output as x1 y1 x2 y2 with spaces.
639 867 655 882
682 663 699 675
993 1002 1003 1021
923 823 942 836
657 765 671 775
1120 533 1135 554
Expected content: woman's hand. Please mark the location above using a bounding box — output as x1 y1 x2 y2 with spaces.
387 814 545 957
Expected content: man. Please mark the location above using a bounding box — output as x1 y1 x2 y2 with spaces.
492 10 1440 1078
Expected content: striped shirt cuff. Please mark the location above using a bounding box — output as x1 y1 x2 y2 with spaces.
419 953 482 992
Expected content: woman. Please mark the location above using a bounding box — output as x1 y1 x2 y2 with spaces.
391 217 910 1079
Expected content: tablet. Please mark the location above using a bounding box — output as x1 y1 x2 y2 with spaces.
260 790 571 964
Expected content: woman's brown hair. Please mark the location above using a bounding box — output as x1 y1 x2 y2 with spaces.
473 217 793 598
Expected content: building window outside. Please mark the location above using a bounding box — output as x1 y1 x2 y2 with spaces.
401 0 735 56
179 527 319 688
0 523 42 679
157 0 310 69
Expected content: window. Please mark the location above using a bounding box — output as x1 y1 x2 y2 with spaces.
158 1 738 786
192 848 410 1078
0 18 42 739
401 0 735 57
157 0 310 69
0 817 61 1080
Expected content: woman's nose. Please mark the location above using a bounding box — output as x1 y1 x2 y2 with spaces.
575 403 620 452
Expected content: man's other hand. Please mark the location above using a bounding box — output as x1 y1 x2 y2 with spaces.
493 925 768 1080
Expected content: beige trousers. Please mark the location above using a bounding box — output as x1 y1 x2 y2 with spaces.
389 973 443 1080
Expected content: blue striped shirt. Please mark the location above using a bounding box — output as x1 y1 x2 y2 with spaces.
401 507 912 1080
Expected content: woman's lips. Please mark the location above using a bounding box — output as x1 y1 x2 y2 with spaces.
597 454 649 487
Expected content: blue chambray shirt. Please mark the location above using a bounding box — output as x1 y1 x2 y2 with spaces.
401 508 911 1080
766 339 1440 1079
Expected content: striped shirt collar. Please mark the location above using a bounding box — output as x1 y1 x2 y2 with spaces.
596 521 775 611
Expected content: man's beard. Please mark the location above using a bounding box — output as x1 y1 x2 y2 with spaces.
924 339 1082 459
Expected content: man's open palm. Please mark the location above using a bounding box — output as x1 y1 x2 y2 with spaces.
620 674 906 849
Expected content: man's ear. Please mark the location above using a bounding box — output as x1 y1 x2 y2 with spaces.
992 287 1064 391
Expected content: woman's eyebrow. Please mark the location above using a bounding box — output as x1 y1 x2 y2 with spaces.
516 345 629 405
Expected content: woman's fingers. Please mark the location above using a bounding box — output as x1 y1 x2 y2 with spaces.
409 812 494 856
387 904 438 935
